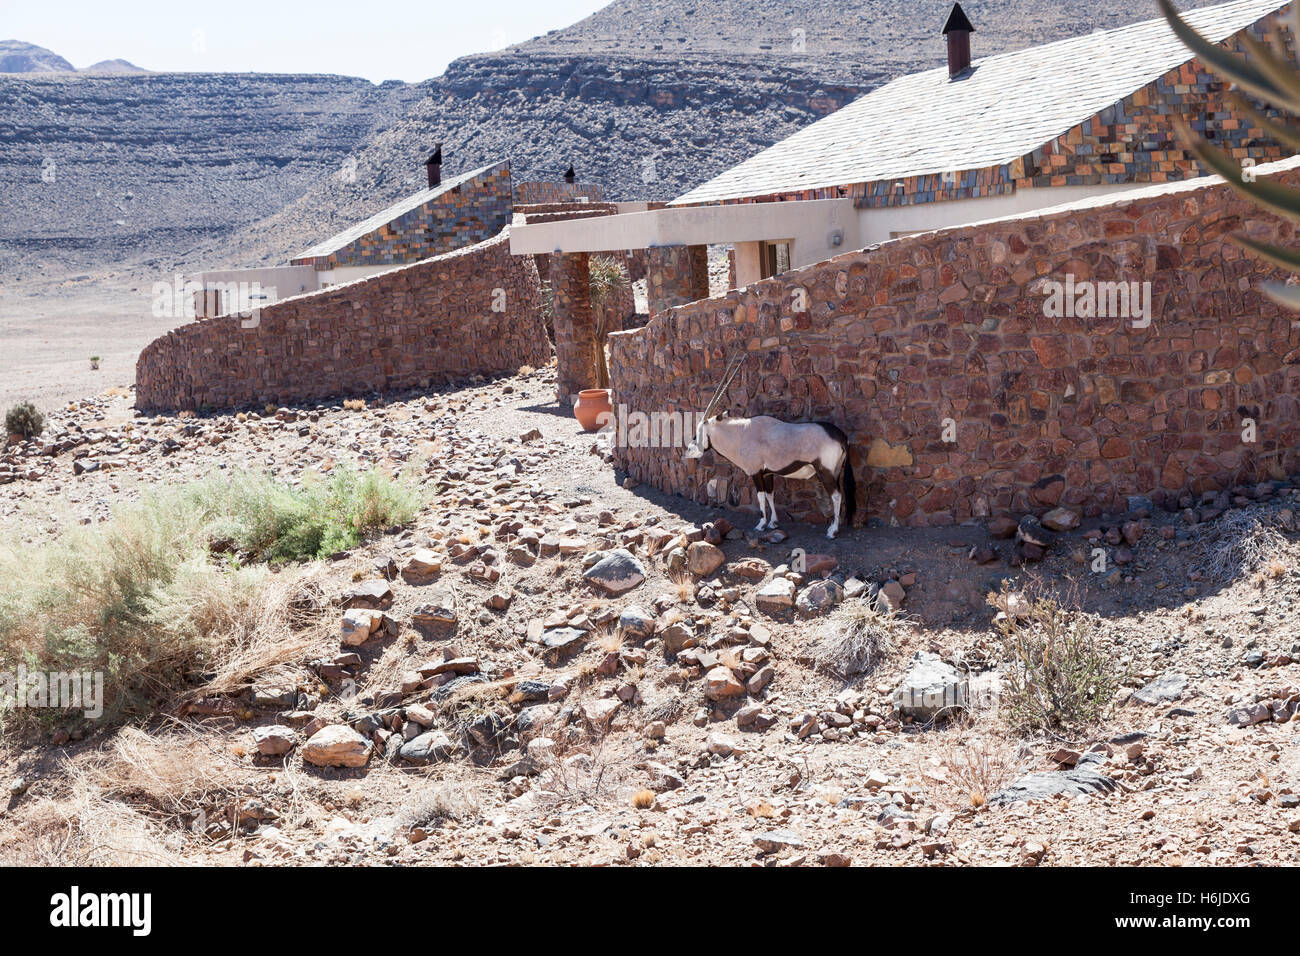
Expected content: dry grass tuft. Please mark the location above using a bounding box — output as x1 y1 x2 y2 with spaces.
632 789 655 809
813 602 903 680
76 723 252 822
1190 506 1290 583
919 719 1033 810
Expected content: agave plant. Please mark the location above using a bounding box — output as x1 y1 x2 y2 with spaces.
1160 0 1300 308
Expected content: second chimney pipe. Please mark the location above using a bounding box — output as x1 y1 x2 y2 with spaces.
426 145 443 188
943 3 974 79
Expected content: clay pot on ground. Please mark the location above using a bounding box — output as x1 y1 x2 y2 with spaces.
573 388 613 432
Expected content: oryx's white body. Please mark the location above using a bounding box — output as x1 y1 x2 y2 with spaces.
685 414 857 538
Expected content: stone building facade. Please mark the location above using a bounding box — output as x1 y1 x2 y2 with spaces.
291 162 514 271
608 159 1300 528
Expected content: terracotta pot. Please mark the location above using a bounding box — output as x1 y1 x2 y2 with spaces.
573 388 613 432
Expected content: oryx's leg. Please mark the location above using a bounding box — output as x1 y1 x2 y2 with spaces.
814 464 841 538
761 472 778 530
750 472 769 530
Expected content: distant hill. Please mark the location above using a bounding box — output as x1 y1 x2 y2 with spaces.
0 39 148 73
0 39 74 73
80 59 148 74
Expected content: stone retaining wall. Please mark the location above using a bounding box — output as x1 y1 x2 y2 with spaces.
137 232 550 412
608 163 1300 527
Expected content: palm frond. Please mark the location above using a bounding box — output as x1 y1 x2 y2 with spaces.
1158 0 1295 106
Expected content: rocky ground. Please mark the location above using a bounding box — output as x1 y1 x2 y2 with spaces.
0 366 1297 866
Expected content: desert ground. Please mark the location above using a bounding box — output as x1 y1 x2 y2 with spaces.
0 359 1297 867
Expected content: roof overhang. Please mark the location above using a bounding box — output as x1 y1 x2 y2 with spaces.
508 197 856 255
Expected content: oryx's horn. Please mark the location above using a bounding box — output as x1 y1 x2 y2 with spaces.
701 352 744 420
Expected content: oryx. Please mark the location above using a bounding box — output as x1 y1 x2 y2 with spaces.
683 354 857 538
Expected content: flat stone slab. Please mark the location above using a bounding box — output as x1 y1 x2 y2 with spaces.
1131 672 1188 706
989 766 1118 804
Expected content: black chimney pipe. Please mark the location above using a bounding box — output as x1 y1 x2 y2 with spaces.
426 145 443 188
943 3 975 79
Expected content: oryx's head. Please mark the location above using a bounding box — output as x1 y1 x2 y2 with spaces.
684 412 728 458
683 354 743 460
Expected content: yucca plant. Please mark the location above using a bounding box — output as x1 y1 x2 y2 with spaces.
1160 0 1300 307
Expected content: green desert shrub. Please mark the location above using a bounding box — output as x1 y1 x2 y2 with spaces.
185 466 422 563
5 401 45 439
0 466 422 730
989 587 1124 734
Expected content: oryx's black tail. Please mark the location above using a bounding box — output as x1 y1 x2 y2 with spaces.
816 422 858 529
841 447 857 527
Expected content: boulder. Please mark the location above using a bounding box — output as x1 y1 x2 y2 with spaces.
252 725 296 757
340 608 382 647
399 730 457 764
412 593 458 636
755 577 796 613
1040 507 1080 532
892 651 968 721
302 726 372 768
583 549 647 595
618 606 656 641
686 541 726 577
796 578 844 615
402 548 442 581
704 666 746 700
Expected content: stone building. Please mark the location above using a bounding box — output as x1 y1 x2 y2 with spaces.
514 0 1293 399
191 150 516 317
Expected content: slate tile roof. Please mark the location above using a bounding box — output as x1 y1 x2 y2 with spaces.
670 0 1288 206
295 160 508 261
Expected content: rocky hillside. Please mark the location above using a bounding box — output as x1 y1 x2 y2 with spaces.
0 73 423 279
2 0 1228 274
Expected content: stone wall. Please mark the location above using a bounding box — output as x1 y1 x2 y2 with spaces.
137 232 550 412
608 161 1300 528
646 244 710 318
514 181 607 204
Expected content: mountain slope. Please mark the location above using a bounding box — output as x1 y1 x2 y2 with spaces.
0 39 74 73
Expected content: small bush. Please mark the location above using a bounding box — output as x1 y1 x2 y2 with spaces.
989 587 1123 734
5 401 45 439
813 602 900 680
184 466 423 562
0 466 422 730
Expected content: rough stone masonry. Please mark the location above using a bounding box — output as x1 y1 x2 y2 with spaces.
608 158 1300 528
136 232 551 411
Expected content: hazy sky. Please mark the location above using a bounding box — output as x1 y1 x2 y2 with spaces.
1 0 611 82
